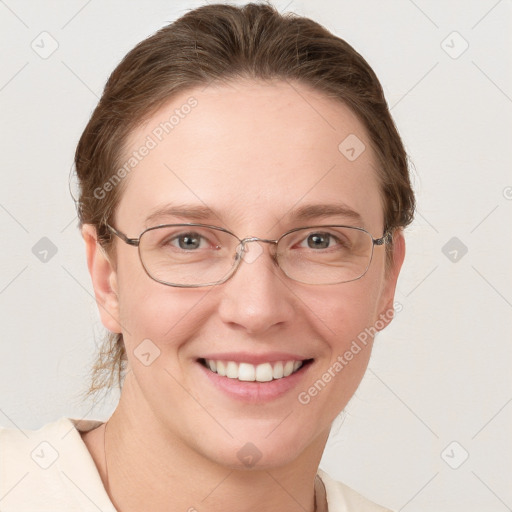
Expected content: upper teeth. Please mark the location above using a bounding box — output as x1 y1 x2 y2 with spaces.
204 359 303 382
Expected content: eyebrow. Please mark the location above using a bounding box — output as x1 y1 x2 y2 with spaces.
145 204 219 225
145 203 364 226
287 203 363 225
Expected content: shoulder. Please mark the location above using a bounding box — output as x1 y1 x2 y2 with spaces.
0 417 115 512
318 469 394 512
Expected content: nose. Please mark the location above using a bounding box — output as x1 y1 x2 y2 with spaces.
217 240 296 335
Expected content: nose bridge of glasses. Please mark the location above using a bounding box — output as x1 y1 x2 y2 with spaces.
237 236 278 255
239 236 278 245
235 236 279 264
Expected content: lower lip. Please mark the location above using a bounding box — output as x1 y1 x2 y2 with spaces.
197 361 312 403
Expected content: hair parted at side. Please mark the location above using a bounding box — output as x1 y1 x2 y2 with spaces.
74 2 415 402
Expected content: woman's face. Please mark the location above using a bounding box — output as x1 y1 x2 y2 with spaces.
87 79 404 469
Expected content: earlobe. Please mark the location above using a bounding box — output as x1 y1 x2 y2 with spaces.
376 230 406 331
82 224 122 333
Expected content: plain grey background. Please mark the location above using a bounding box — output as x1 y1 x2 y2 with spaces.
1 1 511 511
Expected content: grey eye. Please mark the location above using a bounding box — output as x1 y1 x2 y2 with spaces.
306 232 333 249
178 234 202 250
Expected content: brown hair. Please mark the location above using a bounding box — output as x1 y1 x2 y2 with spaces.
74 2 415 402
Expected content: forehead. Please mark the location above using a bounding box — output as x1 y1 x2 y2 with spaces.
115 79 384 234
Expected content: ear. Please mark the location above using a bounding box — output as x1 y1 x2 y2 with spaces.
82 224 122 333
375 229 406 331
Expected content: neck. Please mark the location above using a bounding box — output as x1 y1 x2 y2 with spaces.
99 377 329 512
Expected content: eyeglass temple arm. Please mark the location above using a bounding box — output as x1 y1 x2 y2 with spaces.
373 230 393 246
106 223 140 246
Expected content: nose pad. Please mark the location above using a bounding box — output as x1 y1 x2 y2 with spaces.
225 240 278 285
239 239 265 265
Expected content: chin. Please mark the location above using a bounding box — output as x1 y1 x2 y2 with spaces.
196 425 316 471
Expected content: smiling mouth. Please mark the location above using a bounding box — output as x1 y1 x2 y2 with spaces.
198 358 313 383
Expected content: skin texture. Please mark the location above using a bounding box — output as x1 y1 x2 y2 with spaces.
81 79 405 512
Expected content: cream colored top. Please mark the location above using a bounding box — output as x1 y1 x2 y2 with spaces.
0 417 393 511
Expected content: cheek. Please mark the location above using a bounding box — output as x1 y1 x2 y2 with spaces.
119 286 209 346
113 251 198 348
297 281 380 346
293 284 381 406
116 285 211 413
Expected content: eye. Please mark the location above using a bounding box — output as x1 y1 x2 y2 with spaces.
304 232 332 249
143 226 228 256
167 232 209 250
299 231 348 250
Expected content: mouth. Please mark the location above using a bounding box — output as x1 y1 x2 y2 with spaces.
198 358 314 383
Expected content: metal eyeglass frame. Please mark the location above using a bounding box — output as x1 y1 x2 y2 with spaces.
105 222 392 288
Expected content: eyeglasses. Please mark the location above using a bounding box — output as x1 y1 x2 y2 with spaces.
106 223 392 287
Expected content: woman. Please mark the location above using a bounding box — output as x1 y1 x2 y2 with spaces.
0 3 414 511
